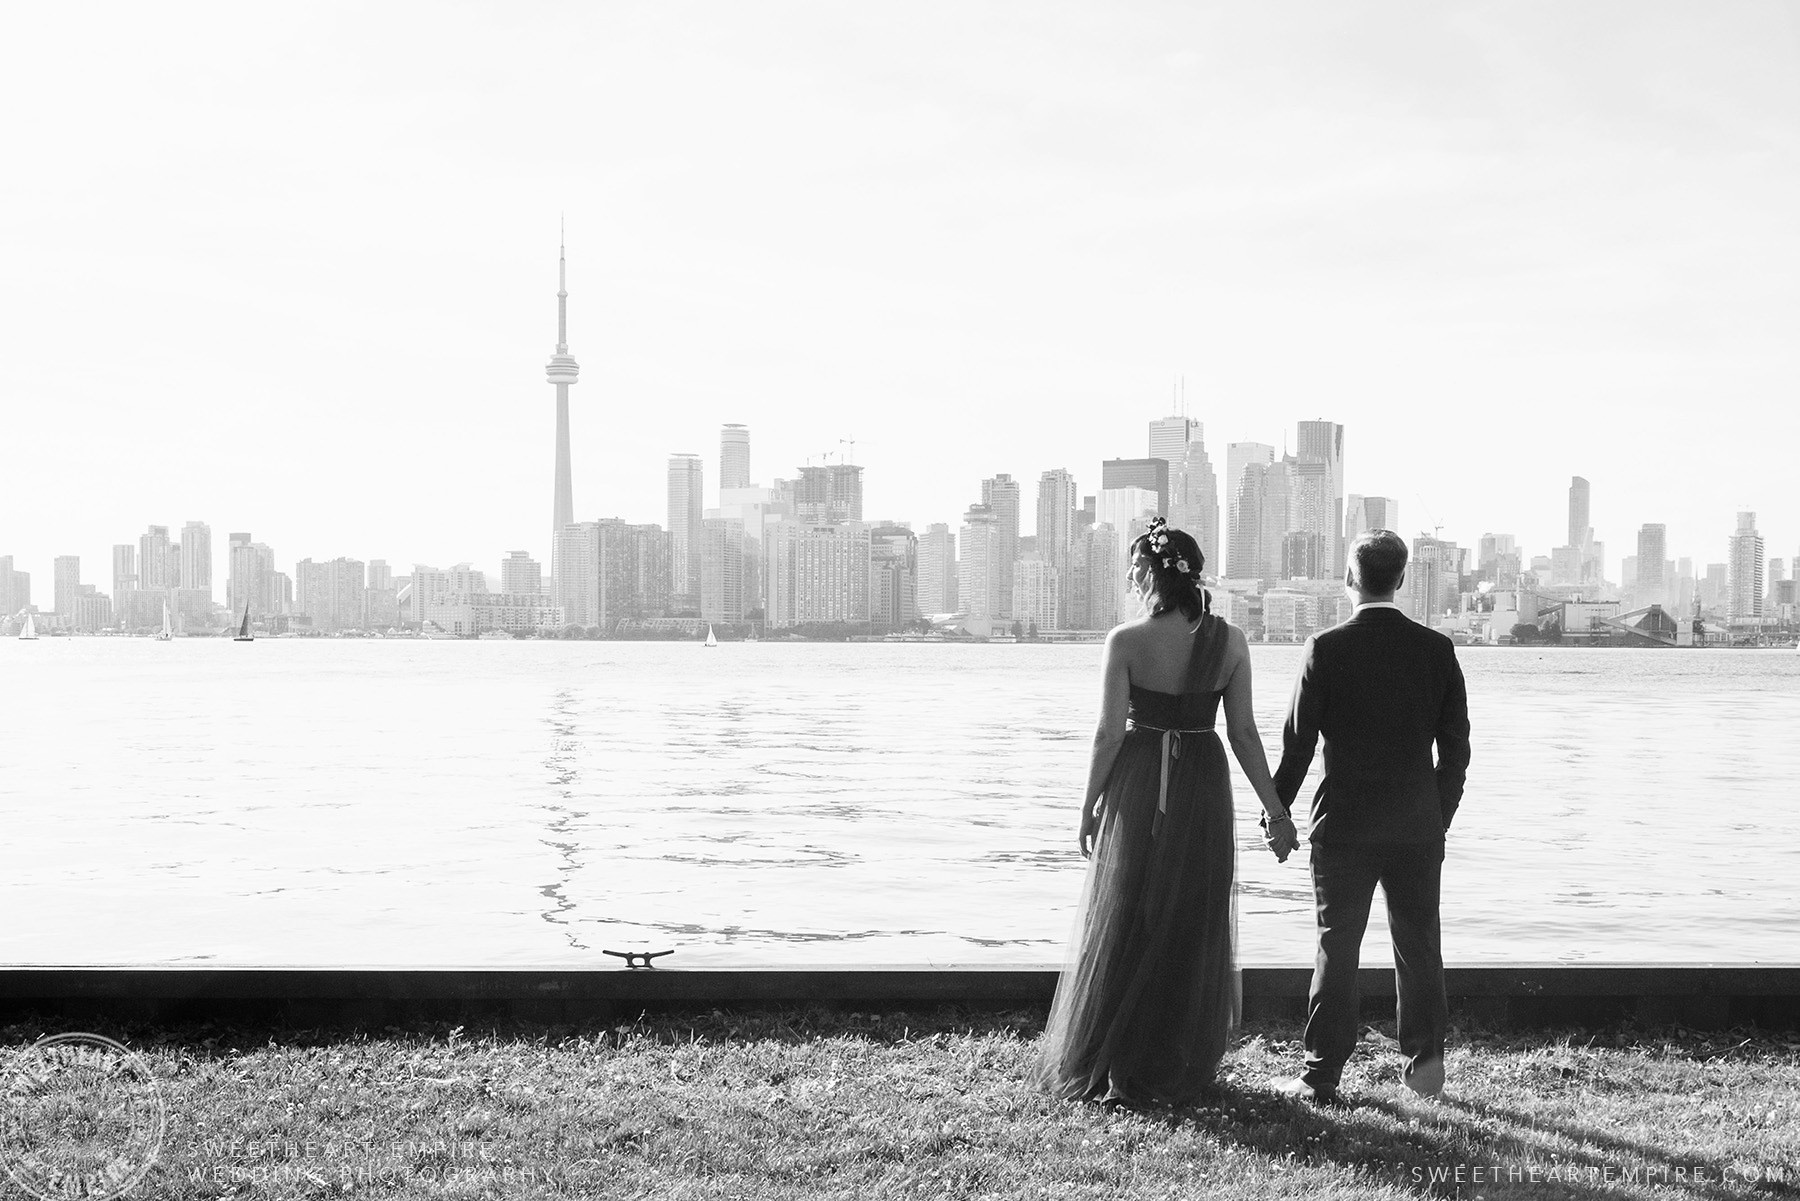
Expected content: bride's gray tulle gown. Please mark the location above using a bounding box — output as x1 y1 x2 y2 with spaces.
1036 613 1241 1104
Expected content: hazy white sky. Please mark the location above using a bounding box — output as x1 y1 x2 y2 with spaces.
4 1 1798 601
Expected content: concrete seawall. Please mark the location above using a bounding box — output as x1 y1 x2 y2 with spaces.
4 965 1797 1030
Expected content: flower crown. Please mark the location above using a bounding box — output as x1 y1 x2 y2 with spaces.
1144 517 1191 576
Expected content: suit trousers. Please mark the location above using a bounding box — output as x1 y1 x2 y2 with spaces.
1301 839 1447 1091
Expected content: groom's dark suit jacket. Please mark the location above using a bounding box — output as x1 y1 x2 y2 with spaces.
1273 605 1471 843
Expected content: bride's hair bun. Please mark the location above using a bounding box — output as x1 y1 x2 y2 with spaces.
1130 518 1209 621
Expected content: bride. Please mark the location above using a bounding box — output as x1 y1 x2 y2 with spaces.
1036 519 1297 1105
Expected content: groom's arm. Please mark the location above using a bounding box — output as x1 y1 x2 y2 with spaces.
1273 635 1323 809
1435 646 1471 829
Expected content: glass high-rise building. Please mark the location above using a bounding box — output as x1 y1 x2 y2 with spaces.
1224 443 1274 578
180 521 212 596
667 453 705 612
1295 420 1345 572
1636 524 1668 608
720 424 751 491
981 473 1021 619
1728 511 1765 622
917 523 957 616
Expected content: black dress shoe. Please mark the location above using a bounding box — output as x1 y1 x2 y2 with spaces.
1271 1075 1338 1104
1403 1055 1445 1100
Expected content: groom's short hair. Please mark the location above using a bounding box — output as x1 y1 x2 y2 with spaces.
1349 529 1408 596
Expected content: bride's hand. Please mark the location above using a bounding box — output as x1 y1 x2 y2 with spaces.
1079 799 1102 858
1264 814 1300 862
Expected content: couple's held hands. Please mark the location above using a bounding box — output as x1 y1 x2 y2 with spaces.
1261 811 1300 862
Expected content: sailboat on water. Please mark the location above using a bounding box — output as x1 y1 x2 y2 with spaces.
233 605 254 642
704 624 718 647
17 612 38 641
156 601 174 642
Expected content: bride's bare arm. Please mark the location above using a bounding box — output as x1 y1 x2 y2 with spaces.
1220 629 1287 821
1078 628 1132 856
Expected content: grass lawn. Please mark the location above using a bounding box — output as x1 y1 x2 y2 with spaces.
4 1006 1798 1199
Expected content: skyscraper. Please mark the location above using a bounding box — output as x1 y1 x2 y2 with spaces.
1728 511 1765 622
1224 443 1274 577
1148 416 1198 465
1036 468 1078 623
667 454 704 611
501 552 543 596
1167 440 1220 570
111 544 137 606
180 520 212 597
54 556 80 619
1635 524 1667 608
547 231 580 588
917 523 957 616
981 473 1021 619
958 503 1001 633
1295 420 1345 572
1567 477 1591 552
139 526 175 591
1345 495 1399 541
720 424 751 491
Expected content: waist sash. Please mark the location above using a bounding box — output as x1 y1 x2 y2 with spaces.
1128 720 1216 837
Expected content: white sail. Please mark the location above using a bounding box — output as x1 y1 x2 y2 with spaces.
18 612 38 640
704 624 717 647
157 601 173 641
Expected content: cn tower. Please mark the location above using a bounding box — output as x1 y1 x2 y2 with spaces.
546 226 579 585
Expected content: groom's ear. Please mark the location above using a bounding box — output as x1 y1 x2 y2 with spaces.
1343 566 1356 590
1395 568 1407 592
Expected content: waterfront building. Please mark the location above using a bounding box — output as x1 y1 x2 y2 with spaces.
720 424 751 491
226 535 279 621
1014 558 1060 632
869 524 919 633
765 521 872 627
295 557 367 631
981 473 1022 619
53 556 80 621
700 517 747 625
1728 511 1765 623
421 592 565 637
1635 524 1668 609
0 557 30 617
367 560 393 591
180 521 212 597
667 453 704 612
917 523 957 616
547 233 580 590
71 589 113 633
1100 458 1169 517
957 504 1001 634
501 551 543 596
410 564 489 626
555 520 671 632
1261 588 1320 643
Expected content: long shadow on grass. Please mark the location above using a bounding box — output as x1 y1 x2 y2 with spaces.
1138 1075 1794 1200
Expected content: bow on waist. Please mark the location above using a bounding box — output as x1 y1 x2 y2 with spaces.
1127 721 1216 837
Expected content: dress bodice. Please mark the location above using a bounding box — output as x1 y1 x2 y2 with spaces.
1127 684 1222 732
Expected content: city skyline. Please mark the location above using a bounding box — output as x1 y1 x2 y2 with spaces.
4 4 1798 593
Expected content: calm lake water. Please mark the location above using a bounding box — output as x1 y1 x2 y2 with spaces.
2 637 1796 967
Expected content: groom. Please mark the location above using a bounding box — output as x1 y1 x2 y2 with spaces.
1270 529 1471 1103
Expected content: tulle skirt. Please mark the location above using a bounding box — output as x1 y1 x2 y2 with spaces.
1035 727 1240 1105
